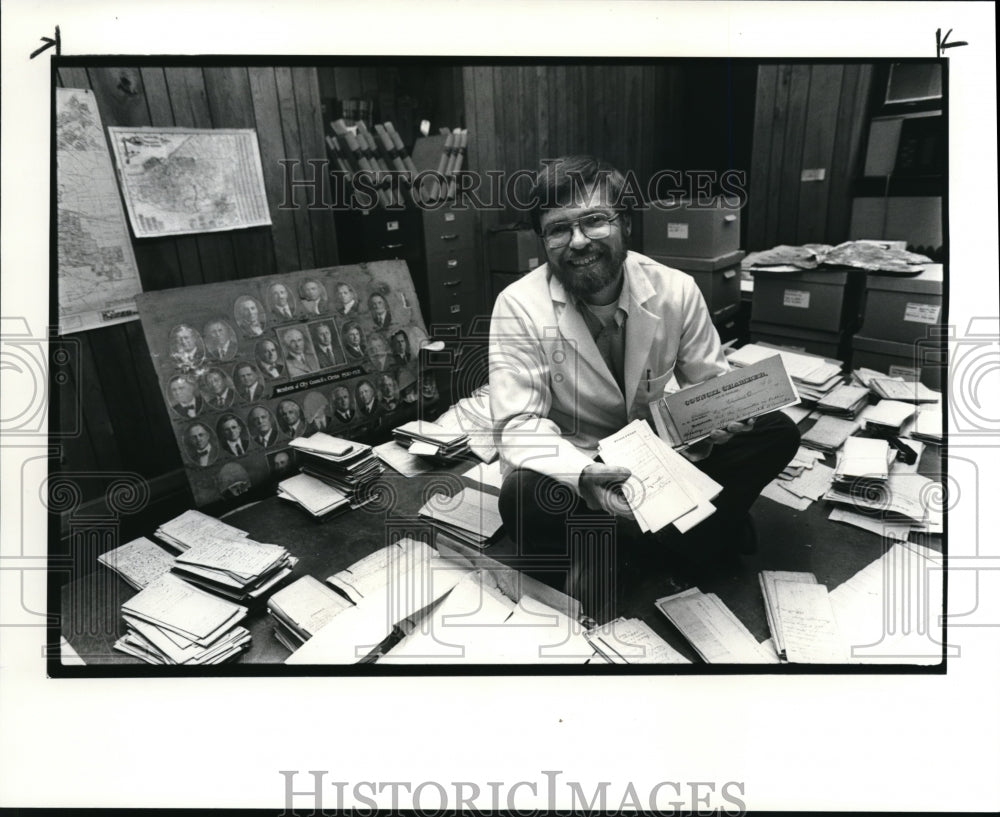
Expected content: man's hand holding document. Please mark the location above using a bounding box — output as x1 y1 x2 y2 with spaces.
650 354 800 452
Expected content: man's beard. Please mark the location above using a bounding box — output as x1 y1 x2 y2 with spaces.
549 243 628 300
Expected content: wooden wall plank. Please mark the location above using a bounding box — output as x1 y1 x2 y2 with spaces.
774 63 811 246
275 66 316 270
797 64 844 242
747 64 777 251
248 66 300 272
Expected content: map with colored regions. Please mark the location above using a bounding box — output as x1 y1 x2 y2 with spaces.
107 126 272 238
56 88 143 334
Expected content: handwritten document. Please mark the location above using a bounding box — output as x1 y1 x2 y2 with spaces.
155 509 248 552
373 441 434 477
773 580 846 663
122 573 247 646
656 590 778 664
586 617 690 664
654 354 799 445
98 537 176 590
267 575 353 639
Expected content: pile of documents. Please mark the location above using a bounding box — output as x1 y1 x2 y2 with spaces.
765 457 836 511
372 440 434 478
392 420 471 462
432 386 498 463
417 485 503 548
115 573 250 665
727 343 843 404
815 383 868 418
759 570 846 663
289 433 383 507
277 472 351 517
799 414 861 453
599 419 722 534
171 536 297 601
655 587 778 663
833 436 894 489
907 406 943 444
858 399 917 434
98 536 176 590
155 509 250 553
266 575 353 652
823 472 937 525
584 617 690 664
869 377 940 404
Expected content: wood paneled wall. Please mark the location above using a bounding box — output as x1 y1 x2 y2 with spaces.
747 63 874 250
55 65 337 504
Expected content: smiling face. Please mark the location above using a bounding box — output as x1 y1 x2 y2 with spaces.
539 186 630 304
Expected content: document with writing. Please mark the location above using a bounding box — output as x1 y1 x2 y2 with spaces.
176 538 287 581
98 537 176 590
758 570 817 659
373 441 434 477
122 573 247 646
155 509 248 552
586 617 691 664
599 421 697 532
773 580 846 663
653 354 799 446
656 590 778 663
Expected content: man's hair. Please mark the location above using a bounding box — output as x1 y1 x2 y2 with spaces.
528 155 632 234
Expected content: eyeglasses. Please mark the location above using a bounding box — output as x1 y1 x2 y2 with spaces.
541 212 621 248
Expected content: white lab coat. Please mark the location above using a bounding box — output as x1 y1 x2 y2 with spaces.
489 251 729 491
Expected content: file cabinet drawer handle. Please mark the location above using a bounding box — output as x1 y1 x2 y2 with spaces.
440 233 459 241
724 269 736 279
446 259 459 268
443 279 462 287
383 242 403 250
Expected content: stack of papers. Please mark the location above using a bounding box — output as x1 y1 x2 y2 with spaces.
851 366 901 389
418 486 504 548
771 462 836 507
834 437 894 484
779 445 825 479
433 386 498 463
599 419 722 534
289 433 383 507
728 343 843 404
115 573 250 665
858 399 917 434
392 420 471 461
823 472 936 523
171 536 297 601
800 415 861 452
372 440 434 478
585 617 690 664
827 507 913 541
816 383 869 418
655 588 779 663
869 378 940 404
277 472 351 517
266 575 353 652
907 407 944 444
155 510 249 553
98 537 175 590
758 571 845 663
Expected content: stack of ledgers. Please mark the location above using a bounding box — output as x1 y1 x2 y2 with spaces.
417 485 504 549
289 433 383 509
170 536 297 602
759 570 846 663
277 472 351 518
155 509 250 552
115 573 250 665
655 587 779 664
392 419 471 462
266 575 353 652
728 342 844 404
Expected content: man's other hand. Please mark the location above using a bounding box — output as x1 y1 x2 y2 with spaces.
579 464 635 519
682 417 756 462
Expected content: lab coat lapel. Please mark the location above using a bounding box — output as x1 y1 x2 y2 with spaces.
624 259 661 403
548 273 618 390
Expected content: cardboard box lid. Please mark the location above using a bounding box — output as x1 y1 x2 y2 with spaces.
852 333 947 356
648 249 745 272
866 264 943 295
749 320 846 343
751 268 855 285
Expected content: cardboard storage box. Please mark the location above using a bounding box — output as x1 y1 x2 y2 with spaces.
859 264 944 344
488 227 543 273
750 320 848 361
852 333 945 390
651 250 744 323
751 269 865 333
643 198 741 258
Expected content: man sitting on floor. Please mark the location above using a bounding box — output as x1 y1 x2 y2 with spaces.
489 155 800 618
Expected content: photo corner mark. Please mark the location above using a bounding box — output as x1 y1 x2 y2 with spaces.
29 25 60 59
935 28 968 58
